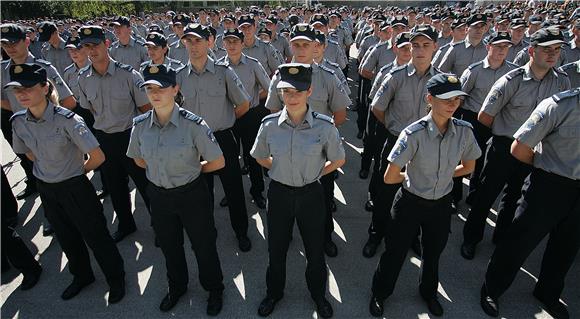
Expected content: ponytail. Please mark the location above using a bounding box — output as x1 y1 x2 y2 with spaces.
43 80 60 105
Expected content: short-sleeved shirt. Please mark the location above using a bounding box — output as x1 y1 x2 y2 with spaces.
77 58 149 133
250 107 346 187
437 34 453 47
109 37 149 70
324 39 348 69
369 60 404 99
176 58 250 131
358 34 380 60
1 53 73 113
328 26 353 49
139 56 184 74
460 57 518 113
168 39 190 64
438 38 488 77
127 104 223 188
481 63 571 138
559 60 580 88
42 38 73 75
322 58 350 95
265 62 351 116
563 40 579 64
242 37 283 75
11 103 99 183
432 41 454 70
62 63 83 100
513 88 580 180
387 113 482 200
513 46 567 67
506 40 529 63
270 34 292 60
371 63 441 136
216 54 270 108
360 41 396 75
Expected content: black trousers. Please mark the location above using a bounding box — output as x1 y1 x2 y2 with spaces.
357 77 372 133
233 105 270 196
37 175 125 285
147 177 224 295
1 109 36 187
463 135 532 245
484 168 580 303
360 107 378 172
1 168 39 273
266 180 327 301
372 188 453 300
94 129 150 232
321 171 337 242
204 128 248 238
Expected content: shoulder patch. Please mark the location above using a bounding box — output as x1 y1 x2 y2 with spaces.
179 109 203 124
553 87 580 102
175 64 187 73
404 120 427 135
312 112 334 124
9 110 27 122
261 111 282 123
54 106 75 119
505 67 525 80
452 118 474 129
132 111 152 126
325 60 339 68
114 61 134 72
328 39 339 45
34 58 52 66
468 60 483 70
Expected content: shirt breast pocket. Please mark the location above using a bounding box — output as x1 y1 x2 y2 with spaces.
167 142 195 174
42 134 69 160
110 87 133 115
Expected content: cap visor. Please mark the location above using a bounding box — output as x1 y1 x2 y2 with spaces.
290 35 313 42
181 32 204 39
110 22 121 26
4 81 35 89
0 37 21 43
435 90 469 99
277 80 310 91
391 23 406 27
80 37 104 45
311 21 325 26
65 44 79 49
396 41 412 48
140 79 173 88
410 33 435 41
490 39 513 45
536 40 566 46
238 22 253 27
470 21 487 26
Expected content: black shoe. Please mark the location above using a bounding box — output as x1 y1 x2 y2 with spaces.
219 197 228 207
357 131 363 139
315 297 333 318
112 227 136 243
329 200 337 213
20 266 42 290
252 193 267 209
258 296 280 317
61 276 95 300
108 279 125 304
423 297 444 317
359 169 369 179
42 224 55 237
206 290 223 316
411 237 422 257
365 200 374 212
480 285 499 317
363 239 380 258
96 189 109 199
237 235 252 252
533 291 569 319
240 164 249 175
324 240 338 257
460 242 476 260
369 296 384 317
159 291 185 312
16 185 37 200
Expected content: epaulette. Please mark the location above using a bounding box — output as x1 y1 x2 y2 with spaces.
54 106 75 119
558 61 577 71
312 112 334 124
378 62 394 73
1 60 8 66
175 64 187 73
452 118 474 129
179 109 203 124
245 55 260 63
132 111 152 126
115 61 134 72
553 87 580 102
505 67 526 80
140 61 149 67
63 63 76 73
375 41 389 49
325 60 340 68
9 110 26 122
261 111 281 123
554 66 568 76
34 58 53 66
78 64 91 75
215 56 228 66
319 63 335 74
328 39 339 45
468 60 484 70
389 64 407 75
135 38 145 46
505 61 519 68
404 120 427 135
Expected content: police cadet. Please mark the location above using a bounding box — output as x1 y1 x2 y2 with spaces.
265 15 293 62
559 60 580 88
364 25 441 258
369 73 481 317
238 15 283 76
310 14 349 70
7 63 126 303
506 18 529 62
432 18 468 68
37 21 73 76
265 23 351 257
77 25 152 242
459 32 518 204
168 14 192 64
328 10 353 75
251 63 345 318
139 32 184 74
109 16 149 70
176 23 253 252
480 87 580 319
357 14 383 66
439 14 488 76
218 27 271 209
461 27 571 259
127 65 225 315
312 30 350 96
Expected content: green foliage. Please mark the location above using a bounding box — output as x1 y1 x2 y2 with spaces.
1 0 137 20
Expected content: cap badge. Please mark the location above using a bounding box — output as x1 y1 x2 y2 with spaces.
299 25 307 31
149 65 159 74
148 34 155 39
1 27 8 33
288 67 299 75
477 14 482 18
83 28 92 35
14 65 23 74
228 28 236 32
38 28 43 33
448 75 458 83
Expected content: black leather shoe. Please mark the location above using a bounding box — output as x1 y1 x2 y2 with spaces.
240 164 249 175
365 200 374 212
219 197 228 207
237 235 252 252
206 290 223 316
329 200 337 212
96 189 109 199
20 266 42 290
42 223 55 237
460 242 476 260
359 169 369 179
112 227 136 243
533 291 569 319
108 279 125 304
369 296 384 317
61 276 95 300
16 185 37 200
324 240 338 257
357 131 364 139
423 297 444 316
315 297 333 318
363 239 380 258
258 296 280 317
480 285 499 317
159 291 185 312
252 194 267 209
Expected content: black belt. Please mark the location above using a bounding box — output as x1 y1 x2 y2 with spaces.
148 176 203 194
271 180 320 191
533 167 580 188
401 187 452 206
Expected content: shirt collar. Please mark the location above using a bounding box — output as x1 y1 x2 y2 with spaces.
406 63 437 76
482 57 491 69
465 36 482 48
522 62 558 81
570 40 578 50
26 101 55 123
425 112 456 139
187 57 215 75
224 53 248 66
149 104 180 128
277 106 314 128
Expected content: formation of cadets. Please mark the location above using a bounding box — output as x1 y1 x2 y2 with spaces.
1 1 579 318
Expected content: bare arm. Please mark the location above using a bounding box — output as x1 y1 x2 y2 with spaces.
372 108 385 124
256 157 273 170
333 109 347 126
360 69 374 80
25 152 35 162
201 155 225 173
322 159 346 176
138 103 153 113
510 139 534 165
234 100 250 119
1 99 12 111
133 158 147 169
84 147 105 172
478 111 494 128
60 96 77 110
453 159 476 177
384 163 405 184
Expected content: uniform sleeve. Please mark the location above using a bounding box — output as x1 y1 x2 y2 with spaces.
224 67 251 106
461 128 482 161
11 124 31 155
266 44 283 74
369 69 387 98
265 71 283 111
324 126 346 161
129 70 150 107
480 77 512 116
250 122 270 159
432 49 444 67
513 98 557 148
336 45 348 69
126 125 142 159
361 47 378 73
513 50 529 66
328 73 352 112
460 67 476 95
357 38 368 60
194 121 223 162
254 61 271 91
77 75 92 111
387 131 417 168
46 65 74 101
65 116 100 154
343 28 353 46
370 73 397 112
438 45 456 73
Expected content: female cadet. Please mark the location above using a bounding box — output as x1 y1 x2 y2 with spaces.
138 32 183 74
127 65 226 316
7 63 125 303
251 63 346 318
369 74 482 317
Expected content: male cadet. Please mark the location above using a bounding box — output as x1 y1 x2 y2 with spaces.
506 18 529 62
364 25 441 258
357 14 384 65
459 32 518 205
37 21 73 75
77 26 152 242
265 15 293 62
265 24 351 257
563 19 579 63
168 13 192 64
439 14 488 76
109 16 149 70
26 27 44 60
176 23 253 252
139 32 184 74
238 15 283 76
437 14 454 47
432 18 467 68
214 13 236 49
559 60 580 88
310 13 348 70
1 23 76 202
313 31 350 96
328 10 353 74
524 15 543 43
209 9 224 36
461 27 571 260
218 28 271 209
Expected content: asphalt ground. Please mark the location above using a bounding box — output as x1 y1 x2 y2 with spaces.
1 51 578 319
